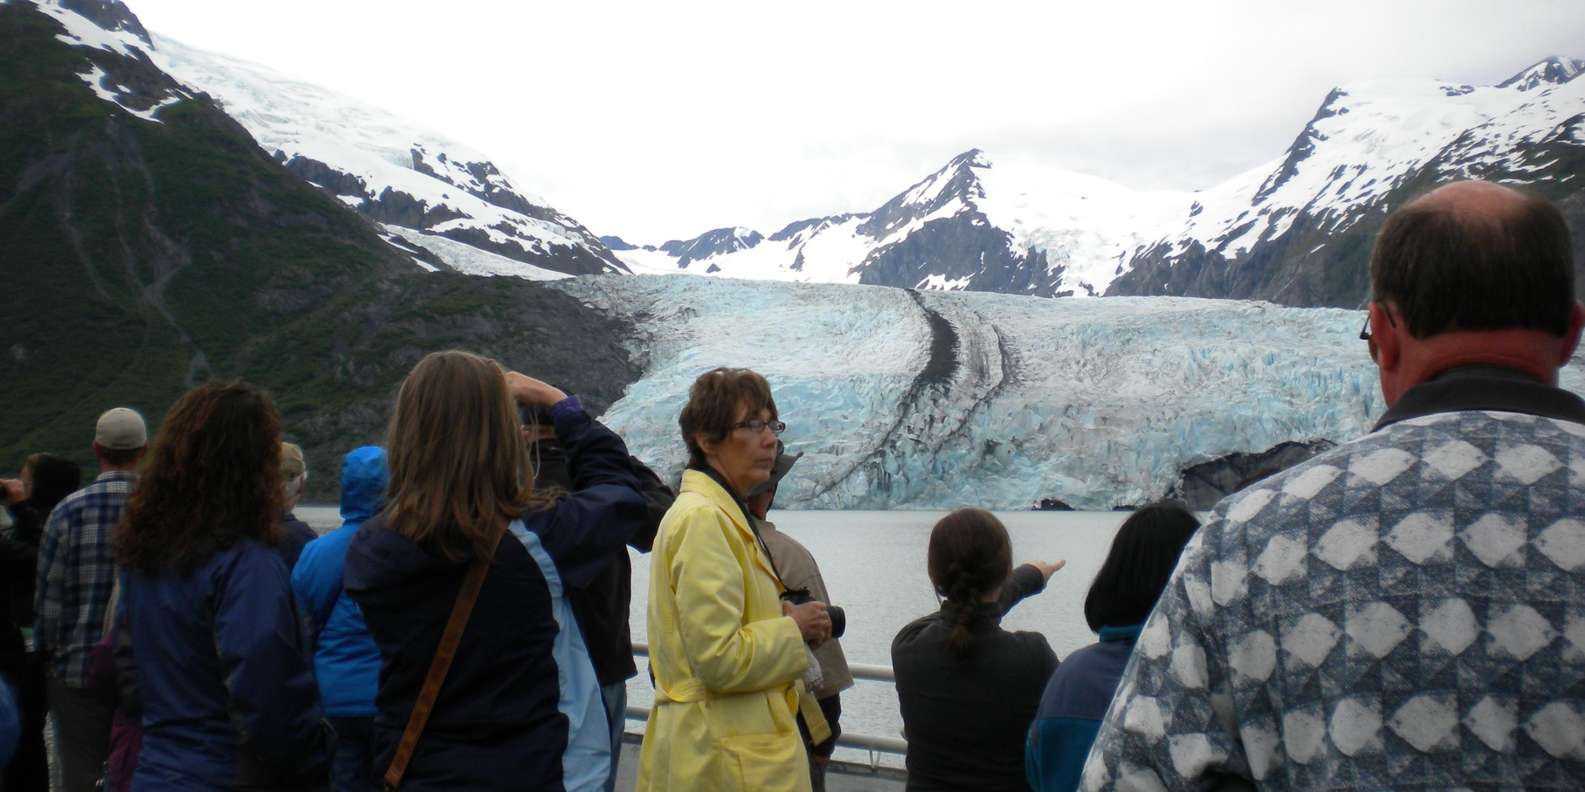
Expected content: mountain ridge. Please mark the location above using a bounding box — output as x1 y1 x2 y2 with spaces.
617 57 1585 307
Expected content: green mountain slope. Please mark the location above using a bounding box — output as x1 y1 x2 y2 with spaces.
0 1 640 499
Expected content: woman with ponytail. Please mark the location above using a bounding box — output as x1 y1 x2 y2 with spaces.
892 508 1063 791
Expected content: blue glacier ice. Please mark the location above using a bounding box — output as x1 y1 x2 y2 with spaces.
556 275 1585 510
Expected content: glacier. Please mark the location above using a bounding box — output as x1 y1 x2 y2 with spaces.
557 275 1585 510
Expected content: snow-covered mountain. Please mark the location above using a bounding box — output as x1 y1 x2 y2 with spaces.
38 0 626 280
614 150 1181 297
618 57 1585 307
558 274 1584 509
1114 56 1585 305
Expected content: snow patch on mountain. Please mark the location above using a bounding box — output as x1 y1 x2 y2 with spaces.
38 0 145 58
74 62 183 122
380 225 570 280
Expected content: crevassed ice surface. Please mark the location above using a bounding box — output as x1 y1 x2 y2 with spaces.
558 275 1585 510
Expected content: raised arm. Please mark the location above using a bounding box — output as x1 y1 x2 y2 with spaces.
529 396 649 588
996 560 1063 617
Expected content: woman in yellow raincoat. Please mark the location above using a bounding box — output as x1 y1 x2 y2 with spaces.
637 368 833 792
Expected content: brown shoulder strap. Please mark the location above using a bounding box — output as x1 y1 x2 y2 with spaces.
382 526 504 791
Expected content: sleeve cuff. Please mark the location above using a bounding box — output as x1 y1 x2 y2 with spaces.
550 395 584 421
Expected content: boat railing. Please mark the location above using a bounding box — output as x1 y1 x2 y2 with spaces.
624 642 908 767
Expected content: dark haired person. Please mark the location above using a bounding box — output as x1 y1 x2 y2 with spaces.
638 367 832 792
892 508 1064 791
34 407 144 792
1025 501 1198 792
112 383 331 790
746 446 853 792
1084 181 1585 790
345 351 648 791
520 405 674 792
2 452 82 792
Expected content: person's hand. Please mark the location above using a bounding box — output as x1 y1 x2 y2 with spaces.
1028 559 1066 582
504 372 568 407
783 600 831 646
0 479 23 505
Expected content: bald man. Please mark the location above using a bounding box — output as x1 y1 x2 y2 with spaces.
1080 182 1585 791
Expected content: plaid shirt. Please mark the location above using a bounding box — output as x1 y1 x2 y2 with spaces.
34 470 136 687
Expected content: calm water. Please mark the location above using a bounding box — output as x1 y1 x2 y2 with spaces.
296 507 1127 766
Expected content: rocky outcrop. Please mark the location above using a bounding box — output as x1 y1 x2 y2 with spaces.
1169 440 1336 510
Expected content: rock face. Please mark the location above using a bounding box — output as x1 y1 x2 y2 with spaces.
2 0 642 501
660 227 764 267
1169 440 1337 511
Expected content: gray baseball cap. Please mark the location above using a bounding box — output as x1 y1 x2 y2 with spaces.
95 407 147 450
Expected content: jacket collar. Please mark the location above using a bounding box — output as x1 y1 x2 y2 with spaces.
680 468 783 587
1098 623 1144 643
1373 364 1585 432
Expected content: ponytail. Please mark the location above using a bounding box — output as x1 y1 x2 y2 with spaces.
928 509 1012 658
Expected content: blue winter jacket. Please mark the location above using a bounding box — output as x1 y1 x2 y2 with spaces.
1025 625 1141 792
0 673 17 769
291 446 388 718
124 538 332 790
345 399 648 791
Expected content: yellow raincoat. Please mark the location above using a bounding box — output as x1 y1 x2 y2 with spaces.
636 470 828 792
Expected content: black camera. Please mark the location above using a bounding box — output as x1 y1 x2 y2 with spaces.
780 588 845 639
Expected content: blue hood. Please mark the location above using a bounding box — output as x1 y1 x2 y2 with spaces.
340 446 388 523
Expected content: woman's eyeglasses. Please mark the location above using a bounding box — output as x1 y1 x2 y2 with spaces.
732 419 786 436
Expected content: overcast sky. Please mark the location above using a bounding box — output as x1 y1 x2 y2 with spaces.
126 0 1585 242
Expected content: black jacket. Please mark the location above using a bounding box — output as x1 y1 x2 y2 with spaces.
532 440 672 687
892 564 1058 791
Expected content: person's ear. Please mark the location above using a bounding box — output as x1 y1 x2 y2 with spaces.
1371 301 1402 372
1560 302 1585 366
695 432 719 458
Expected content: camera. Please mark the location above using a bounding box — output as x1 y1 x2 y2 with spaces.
780 588 845 639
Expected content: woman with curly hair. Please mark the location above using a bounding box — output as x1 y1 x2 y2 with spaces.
112 381 331 791
345 351 648 791
892 508 1064 792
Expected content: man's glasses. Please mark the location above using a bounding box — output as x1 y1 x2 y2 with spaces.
732 419 786 436
1359 313 1372 342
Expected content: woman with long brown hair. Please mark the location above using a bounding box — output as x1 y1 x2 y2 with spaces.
112 381 331 790
344 350 648 791
892 508 1064 792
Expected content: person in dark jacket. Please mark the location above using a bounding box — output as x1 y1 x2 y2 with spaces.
277 442 317 570
892 508 1064 792
1024 501 1199 792
345 351 649 791
111 381 332 791
1 453 81 792
522 408 673 792
291 446 389 792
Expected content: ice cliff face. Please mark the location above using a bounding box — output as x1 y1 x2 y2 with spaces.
559 275 1585 510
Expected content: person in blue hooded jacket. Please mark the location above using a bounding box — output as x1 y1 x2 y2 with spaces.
110 381 332 791
1024 501 1198 792
345 351 648 791
292 446 389 792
